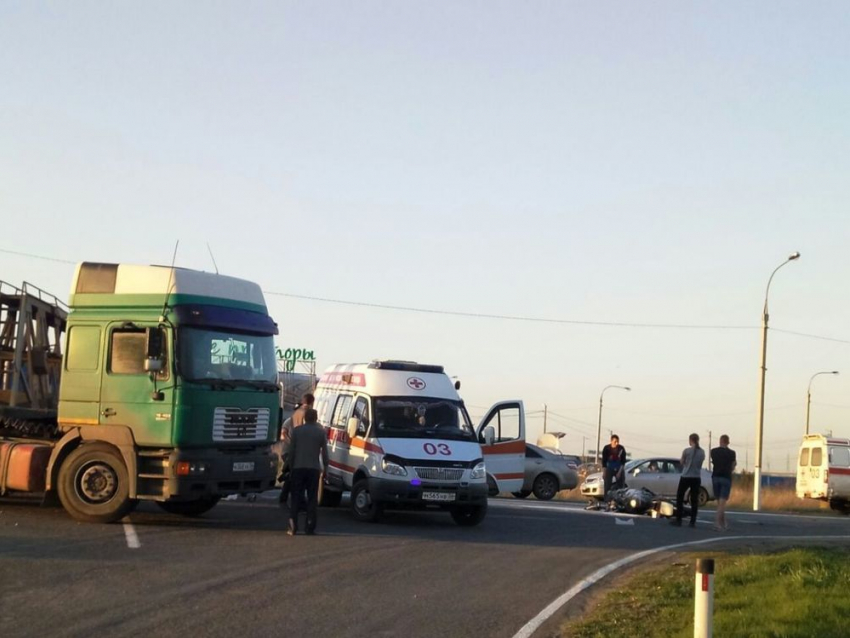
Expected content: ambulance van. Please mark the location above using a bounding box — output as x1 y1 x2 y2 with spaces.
796 434 850 514
314 361 526 526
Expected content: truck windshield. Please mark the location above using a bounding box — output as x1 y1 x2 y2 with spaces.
373 396 476 441
177 327 277 385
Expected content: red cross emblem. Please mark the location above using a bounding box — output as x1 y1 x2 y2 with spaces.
407 377 426 390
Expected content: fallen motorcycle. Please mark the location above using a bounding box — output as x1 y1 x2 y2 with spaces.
586 486 684 519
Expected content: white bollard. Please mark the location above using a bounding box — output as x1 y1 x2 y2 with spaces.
694 558 715 638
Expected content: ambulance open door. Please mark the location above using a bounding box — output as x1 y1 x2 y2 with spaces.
477 401 526 494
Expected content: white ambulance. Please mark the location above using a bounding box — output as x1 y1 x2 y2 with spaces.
314 361 526 526
796 434 850 514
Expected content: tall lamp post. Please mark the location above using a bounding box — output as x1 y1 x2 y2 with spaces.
753 251 800 512
596 385 631 466
806 371 839 435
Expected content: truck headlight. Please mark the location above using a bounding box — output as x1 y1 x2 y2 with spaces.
382 457 408 477
470 461 486 480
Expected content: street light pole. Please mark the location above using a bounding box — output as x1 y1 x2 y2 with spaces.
806 371 839 435
595 385 631 466
753 251 800 512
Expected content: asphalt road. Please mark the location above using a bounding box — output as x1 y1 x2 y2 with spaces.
1 494 848 638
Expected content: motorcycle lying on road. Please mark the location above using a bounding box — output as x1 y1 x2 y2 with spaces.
586 485 687 519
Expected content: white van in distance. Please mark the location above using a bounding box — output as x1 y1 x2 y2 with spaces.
314 361 526 526
796 434 850 515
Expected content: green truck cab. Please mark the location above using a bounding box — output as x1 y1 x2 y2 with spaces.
1 262 280 523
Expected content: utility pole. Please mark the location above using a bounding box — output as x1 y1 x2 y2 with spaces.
581 436 586 463
708 430 712 471
543 403 548 433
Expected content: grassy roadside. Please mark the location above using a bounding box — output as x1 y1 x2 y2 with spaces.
560 546 850 638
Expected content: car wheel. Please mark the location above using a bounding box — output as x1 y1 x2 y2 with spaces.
57 443 133 524
532 473 559 501
685 487 710 508
512 490 531 499
351 479 382 522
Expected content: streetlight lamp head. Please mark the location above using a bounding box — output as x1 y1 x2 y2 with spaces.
788 252 801 261
832 371 840 375
624 387 631 391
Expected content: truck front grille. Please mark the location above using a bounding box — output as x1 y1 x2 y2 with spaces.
414 467 464 482
212 408 270 442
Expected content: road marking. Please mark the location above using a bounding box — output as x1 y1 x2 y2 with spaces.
122 519 141 549
511 534 850 638
614 518 634 526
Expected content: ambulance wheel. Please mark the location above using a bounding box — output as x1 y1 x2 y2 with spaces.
156 496 221 517
58 443 133 524
512 490 531 499
320 489 343 508
829 499 850 515
486 474 499 496
450 503 487 526
351 480 382 522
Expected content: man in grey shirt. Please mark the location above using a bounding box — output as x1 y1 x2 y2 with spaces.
287 408 329 536
672 432 706 528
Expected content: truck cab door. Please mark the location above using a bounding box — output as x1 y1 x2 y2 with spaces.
99 324 174 446
477 401 526 494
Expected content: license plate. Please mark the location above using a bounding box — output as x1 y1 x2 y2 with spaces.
233 462 254 472
422 491 456 502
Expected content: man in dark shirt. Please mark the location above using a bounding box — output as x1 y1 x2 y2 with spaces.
601 434 627 499
710 434 736 531
287 408 329 536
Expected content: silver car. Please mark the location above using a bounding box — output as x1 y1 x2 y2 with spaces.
580 457 714 506
512 444 579 501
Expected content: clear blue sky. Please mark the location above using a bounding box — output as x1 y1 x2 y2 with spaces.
2 2 849 468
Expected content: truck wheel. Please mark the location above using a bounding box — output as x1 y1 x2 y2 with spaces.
532 473 559 501
156 497 221 517
512 490 531 499
57 443 133 524
320 489 343 508
450 502 487 526
351 479 382 522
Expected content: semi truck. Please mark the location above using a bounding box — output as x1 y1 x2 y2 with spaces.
0 262 280 523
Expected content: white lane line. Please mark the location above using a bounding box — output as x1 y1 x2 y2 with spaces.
122 519 141 549
511 534 850 638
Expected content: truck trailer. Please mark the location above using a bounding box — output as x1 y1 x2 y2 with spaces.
0 262 280 523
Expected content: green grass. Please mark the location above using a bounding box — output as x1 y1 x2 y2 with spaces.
561 547 850 638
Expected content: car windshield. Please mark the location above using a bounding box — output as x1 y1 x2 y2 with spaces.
373 396 475 441
177 327 278 385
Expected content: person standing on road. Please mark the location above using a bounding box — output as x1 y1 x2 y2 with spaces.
710 435 737 531
287 408 329 536
672 433 706 527
601 434 627 499
279 393 316 505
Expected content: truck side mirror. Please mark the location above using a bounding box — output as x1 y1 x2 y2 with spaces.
144 327 165 373
483 426 495 446
347 417 360 440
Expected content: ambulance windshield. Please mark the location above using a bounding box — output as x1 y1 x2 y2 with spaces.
373 397 476 441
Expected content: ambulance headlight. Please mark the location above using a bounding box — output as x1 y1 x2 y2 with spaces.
470 461 486 480
382 456 408 477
